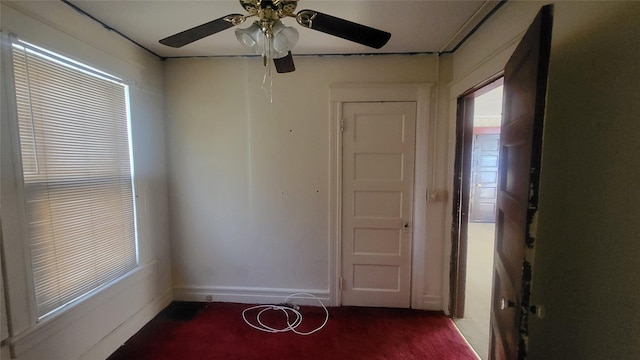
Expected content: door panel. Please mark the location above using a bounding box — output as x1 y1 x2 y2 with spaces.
490 5 553 360
341 102 416 308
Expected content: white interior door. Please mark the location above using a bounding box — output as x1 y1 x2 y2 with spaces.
341 101 416 308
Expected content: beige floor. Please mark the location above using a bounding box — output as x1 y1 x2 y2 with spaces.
454 223 496 360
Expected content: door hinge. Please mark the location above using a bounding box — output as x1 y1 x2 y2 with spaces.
338 277 344 291
340 118 345 133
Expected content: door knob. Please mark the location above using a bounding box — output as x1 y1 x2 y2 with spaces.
499 297 517 310
403 222 411 229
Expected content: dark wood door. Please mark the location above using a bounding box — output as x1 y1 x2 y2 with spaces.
470 134 500 223
489 5 553 360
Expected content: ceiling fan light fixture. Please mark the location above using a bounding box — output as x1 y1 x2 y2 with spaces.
161 1 391 75
235 21 261 49
235 19 298 59
273 21 299 54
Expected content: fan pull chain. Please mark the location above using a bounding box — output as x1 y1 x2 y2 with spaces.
261 33 274 103
262 64 273 103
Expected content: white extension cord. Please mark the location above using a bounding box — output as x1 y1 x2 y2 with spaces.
241 292 329 335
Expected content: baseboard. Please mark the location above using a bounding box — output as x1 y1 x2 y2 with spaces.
173 285 330 306
78 287 173 360
422 295 443 311
451 320 482 360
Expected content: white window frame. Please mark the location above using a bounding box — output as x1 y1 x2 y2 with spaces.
1 33 143 339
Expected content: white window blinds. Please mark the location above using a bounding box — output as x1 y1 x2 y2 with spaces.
12 41 138 319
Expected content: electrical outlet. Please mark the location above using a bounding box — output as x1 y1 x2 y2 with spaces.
205 295 213 302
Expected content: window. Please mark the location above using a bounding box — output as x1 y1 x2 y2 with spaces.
11 40 138 319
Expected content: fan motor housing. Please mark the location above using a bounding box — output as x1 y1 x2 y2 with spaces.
240 0 298 18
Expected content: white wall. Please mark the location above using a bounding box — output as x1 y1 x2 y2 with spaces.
0 1 171 359
529 2 640 359
164 54 445 306
448 1 640 358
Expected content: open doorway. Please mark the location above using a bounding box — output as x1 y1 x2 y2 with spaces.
451 78 503 360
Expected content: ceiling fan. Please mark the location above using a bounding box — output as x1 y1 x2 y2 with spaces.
159 0 392 73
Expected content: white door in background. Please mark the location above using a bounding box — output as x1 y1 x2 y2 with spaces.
341 101 416 308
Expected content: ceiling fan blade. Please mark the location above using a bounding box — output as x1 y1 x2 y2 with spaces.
274 52 295 73
159 14 244 48
296 10 391 49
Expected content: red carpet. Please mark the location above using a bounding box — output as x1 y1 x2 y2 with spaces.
108 302 478 360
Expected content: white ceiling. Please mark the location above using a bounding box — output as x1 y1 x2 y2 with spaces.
67 0 502 58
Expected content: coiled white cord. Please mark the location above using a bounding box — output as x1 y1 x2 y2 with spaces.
241 292 329 335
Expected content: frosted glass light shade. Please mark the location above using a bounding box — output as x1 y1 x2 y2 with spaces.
235 22 261 50
235 20 298 59
273 21 299 56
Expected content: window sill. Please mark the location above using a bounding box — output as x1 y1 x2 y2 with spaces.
9 260 157 357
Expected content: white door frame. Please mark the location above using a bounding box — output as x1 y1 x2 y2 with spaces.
329 83 433 309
